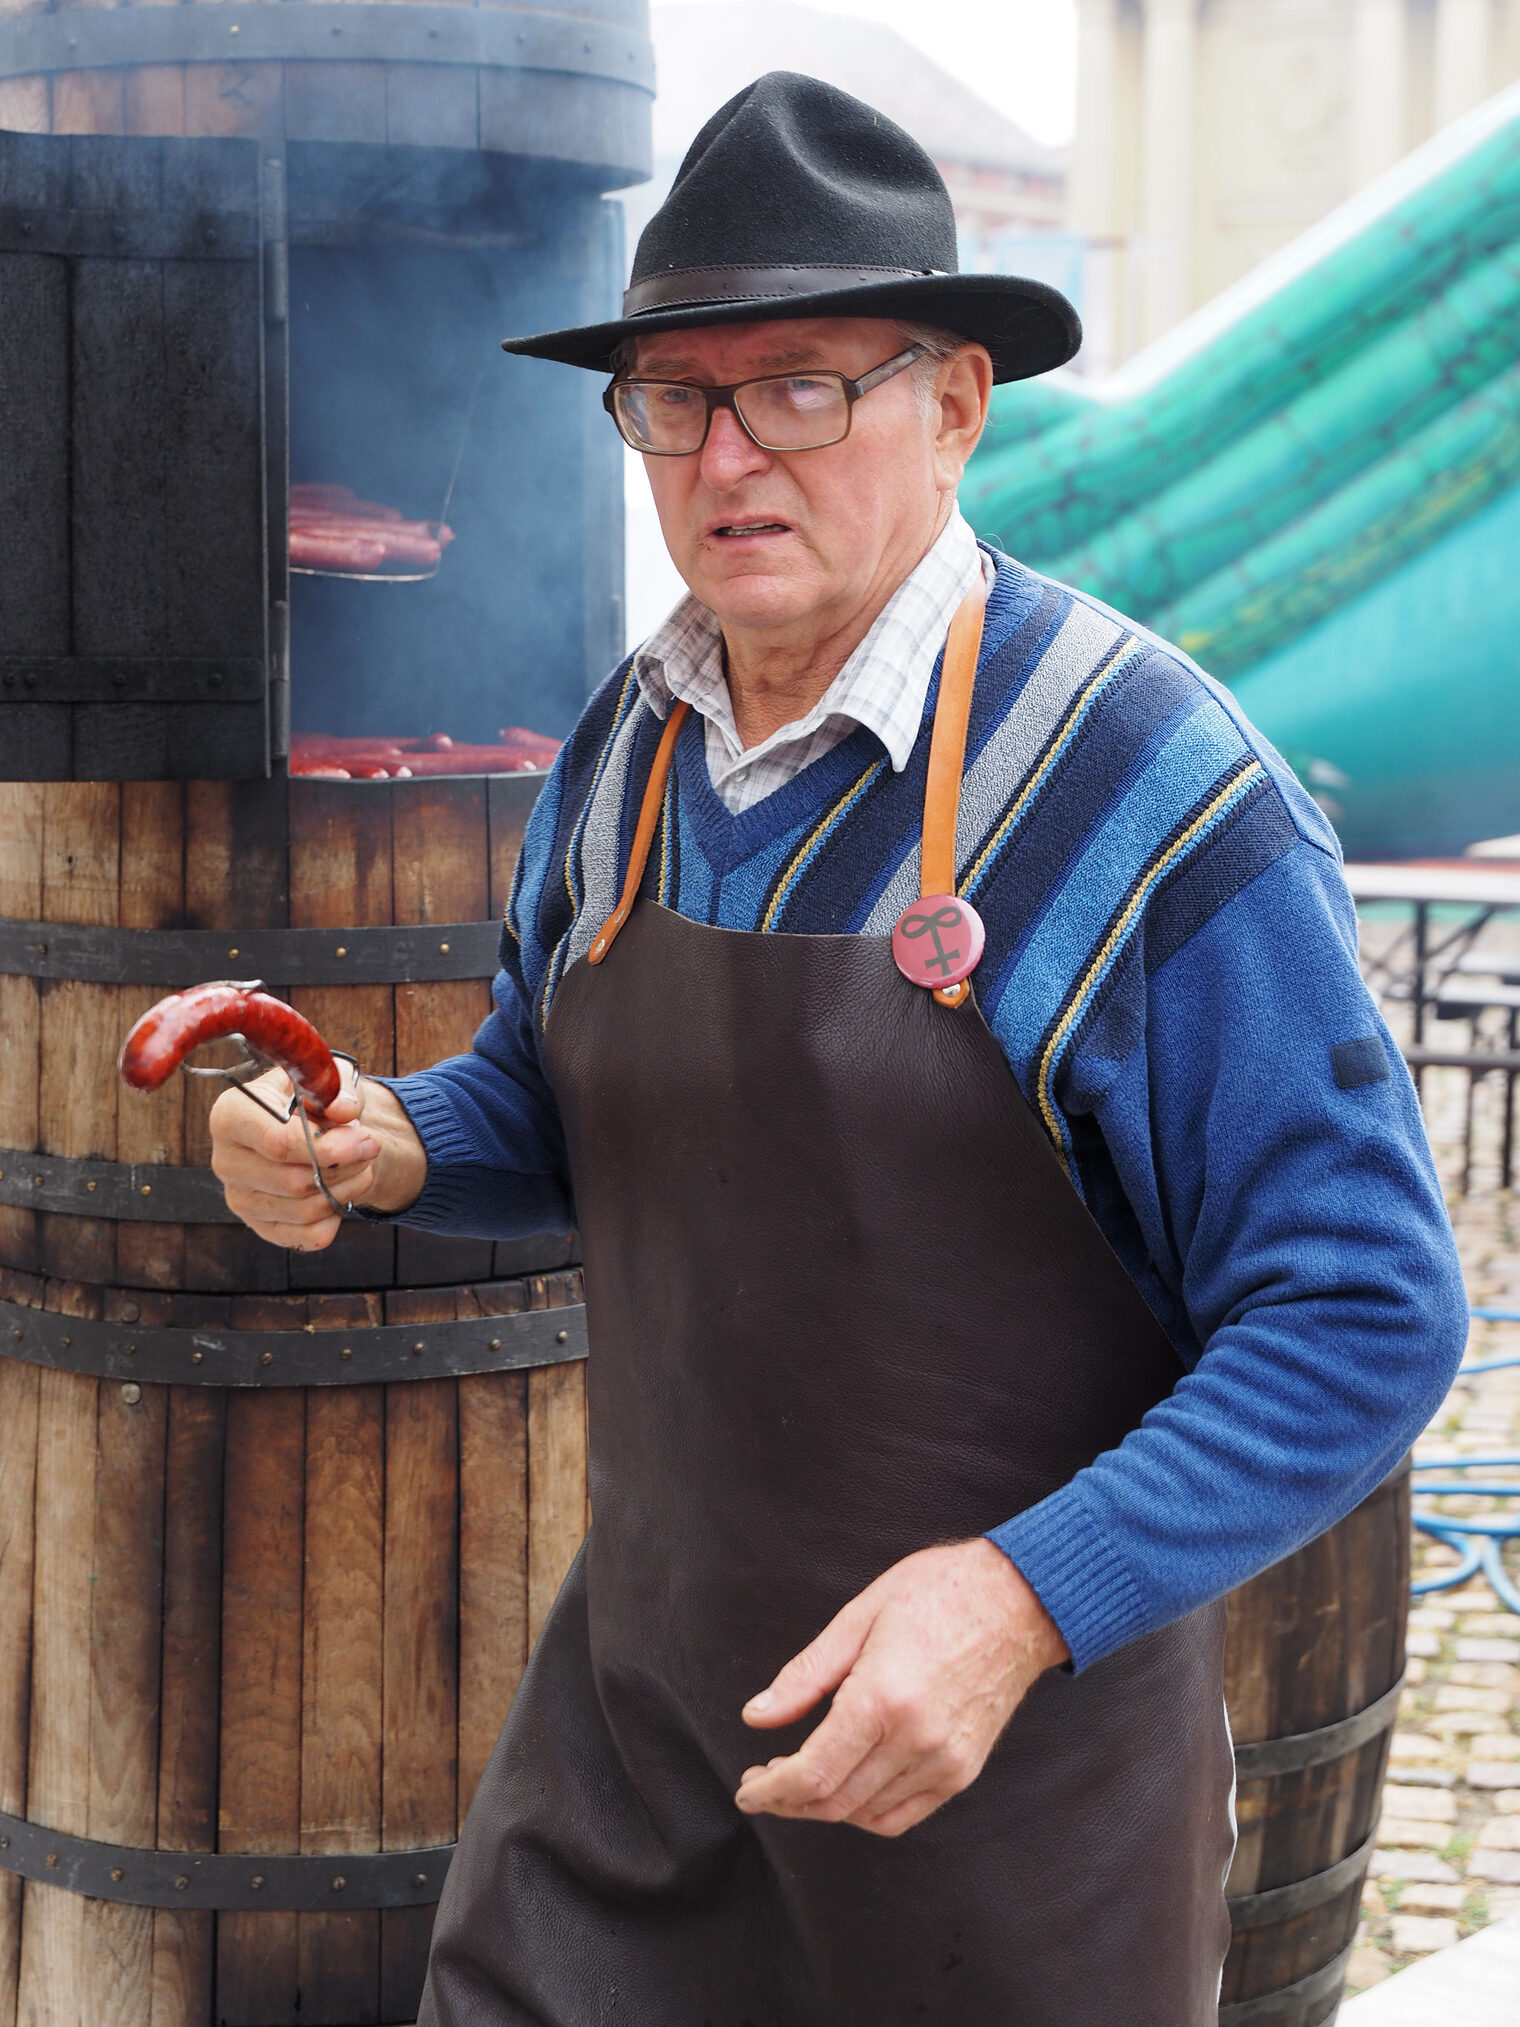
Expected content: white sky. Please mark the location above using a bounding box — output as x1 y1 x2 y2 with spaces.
660 0 1078 146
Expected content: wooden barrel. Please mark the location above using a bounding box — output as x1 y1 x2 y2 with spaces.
0 773 590 2027
0 1262 586 2027
1221 1462 1411 2027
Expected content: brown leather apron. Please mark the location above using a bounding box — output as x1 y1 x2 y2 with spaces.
419 585 1235 2027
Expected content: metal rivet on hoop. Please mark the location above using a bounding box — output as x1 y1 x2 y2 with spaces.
110 1867 124 1882
556 1330 568 1345
489 1338 501 1351
260 1351 273 1366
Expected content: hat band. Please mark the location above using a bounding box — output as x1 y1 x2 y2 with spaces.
622 264 948 316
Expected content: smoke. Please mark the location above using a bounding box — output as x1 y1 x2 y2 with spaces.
287 142 625 743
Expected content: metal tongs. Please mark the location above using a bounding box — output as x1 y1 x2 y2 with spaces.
185 1018 363 1218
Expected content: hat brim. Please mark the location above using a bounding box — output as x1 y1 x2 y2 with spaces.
500 272 1081 383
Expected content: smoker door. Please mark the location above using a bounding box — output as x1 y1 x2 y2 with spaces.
0 128 279 782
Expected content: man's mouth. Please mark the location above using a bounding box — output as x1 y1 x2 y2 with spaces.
711 521 790 538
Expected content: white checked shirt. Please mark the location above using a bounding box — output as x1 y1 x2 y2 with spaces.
631 512 990 815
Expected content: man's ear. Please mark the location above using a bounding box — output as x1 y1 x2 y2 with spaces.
933 347 993 492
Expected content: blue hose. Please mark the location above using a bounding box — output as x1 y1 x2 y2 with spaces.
1412 1311 1520 1611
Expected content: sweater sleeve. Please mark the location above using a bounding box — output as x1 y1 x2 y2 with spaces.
376 955 574 1240
987 837 1468 1671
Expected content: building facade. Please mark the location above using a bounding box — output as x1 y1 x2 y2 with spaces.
1070 0 1520 370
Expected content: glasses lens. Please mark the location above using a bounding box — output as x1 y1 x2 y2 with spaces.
734 373 849 450
614 381 708 454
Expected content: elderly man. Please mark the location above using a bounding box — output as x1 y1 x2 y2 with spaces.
212 72 1464 2026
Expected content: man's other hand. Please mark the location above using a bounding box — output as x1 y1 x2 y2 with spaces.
735 1539 1068 1838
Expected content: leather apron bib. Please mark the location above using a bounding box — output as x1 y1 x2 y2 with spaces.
420 585 1235 2027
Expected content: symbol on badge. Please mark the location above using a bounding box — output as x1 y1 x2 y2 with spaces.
891 894 985 991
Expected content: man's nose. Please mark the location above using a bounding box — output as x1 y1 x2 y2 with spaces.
699 402 771 485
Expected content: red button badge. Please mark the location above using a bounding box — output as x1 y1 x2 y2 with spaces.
891 895 985 990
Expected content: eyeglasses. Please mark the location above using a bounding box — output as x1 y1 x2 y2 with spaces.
604 345 926 456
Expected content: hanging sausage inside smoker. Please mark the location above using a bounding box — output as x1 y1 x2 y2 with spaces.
288 483 456 577
290 727 563 777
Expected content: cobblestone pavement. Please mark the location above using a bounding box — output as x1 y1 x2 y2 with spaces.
1344 1058 1520 1995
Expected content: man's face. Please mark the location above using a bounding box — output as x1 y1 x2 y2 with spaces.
629 318 959 641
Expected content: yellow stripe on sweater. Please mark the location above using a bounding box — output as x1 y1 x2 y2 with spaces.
960 640 1136 898
1036 761 1266 1169
761 759 885 933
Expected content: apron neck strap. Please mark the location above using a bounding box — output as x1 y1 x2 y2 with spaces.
589 568 989 969
920 573 989 901
589 697 690 965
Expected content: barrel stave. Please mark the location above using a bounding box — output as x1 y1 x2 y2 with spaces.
116 784 188 1294
391 777 496 1293
18 1305 98 2027
0 786 43 1278
86 1357 168 2026
152 1376 226 2026
379 1291 461 2012
300 1295 385 2024
215 1339 306 2022
180 778 294 1300
456 1317 530 1820
0 1352 40 2025
38 784 121 1289
288 781 397 1296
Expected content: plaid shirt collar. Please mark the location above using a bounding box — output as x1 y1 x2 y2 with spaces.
631 512 986 815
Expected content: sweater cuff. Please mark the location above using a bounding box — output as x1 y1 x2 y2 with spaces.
362 1072 523 1233
986 1482 1149 1674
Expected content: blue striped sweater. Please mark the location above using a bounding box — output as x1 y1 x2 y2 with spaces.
390 551 1466 1670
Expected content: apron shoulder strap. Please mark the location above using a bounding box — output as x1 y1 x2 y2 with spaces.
589 699 689 965
921 574 989 1008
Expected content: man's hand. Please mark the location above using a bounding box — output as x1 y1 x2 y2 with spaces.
735 1539 1068 1839
210 1066 427 1249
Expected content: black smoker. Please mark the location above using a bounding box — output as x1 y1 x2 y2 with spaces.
0 0 652 776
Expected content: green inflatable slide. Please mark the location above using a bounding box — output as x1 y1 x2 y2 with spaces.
964 85 1520 859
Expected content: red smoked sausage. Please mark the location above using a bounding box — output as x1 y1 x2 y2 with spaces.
118 982 342 1116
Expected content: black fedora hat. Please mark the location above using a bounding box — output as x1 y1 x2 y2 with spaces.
501 70 1081 384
